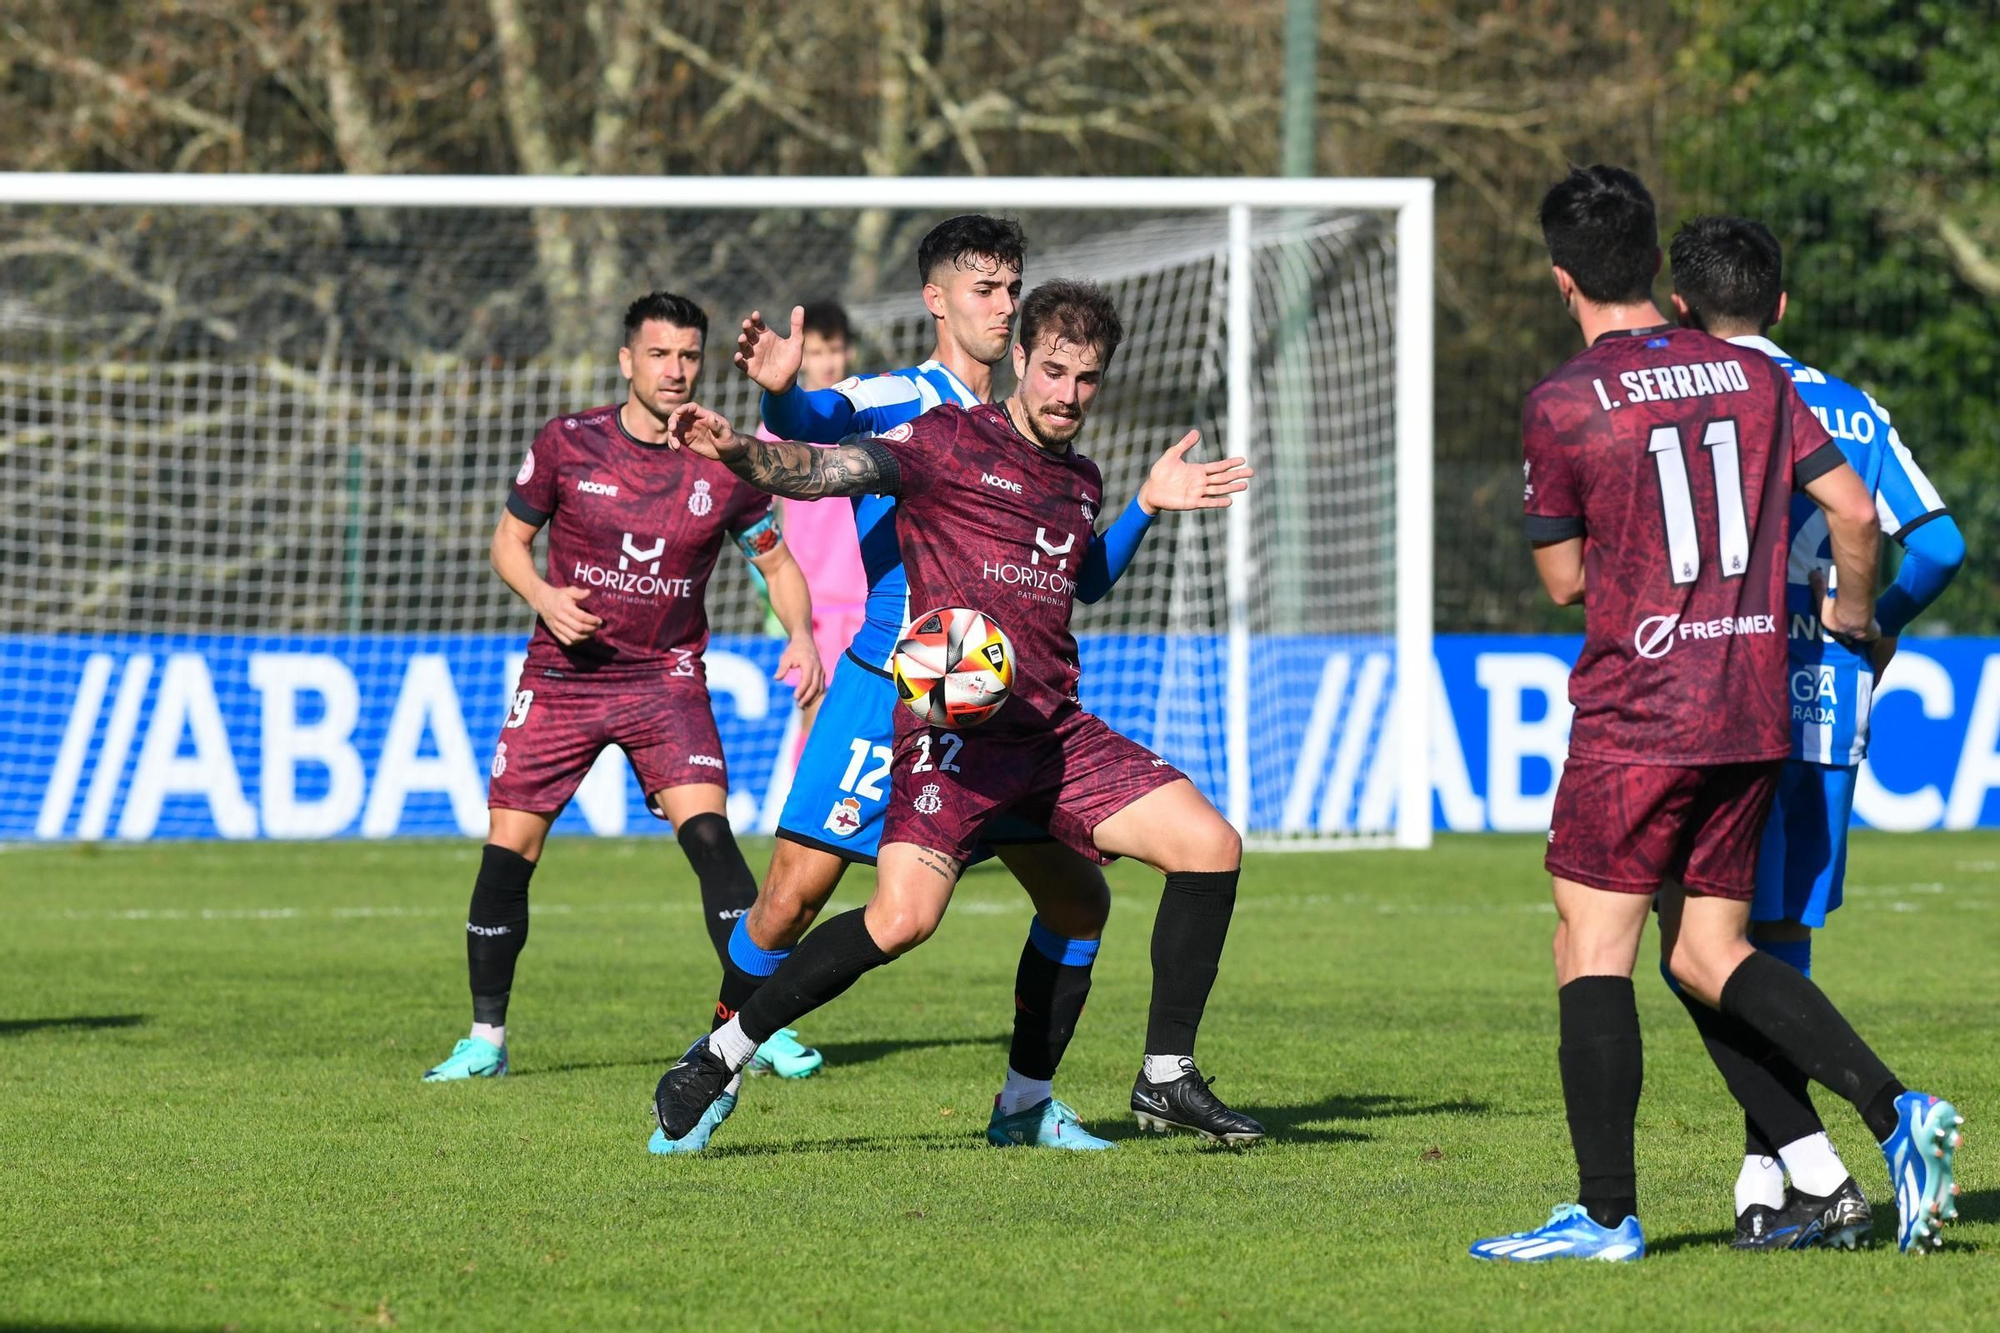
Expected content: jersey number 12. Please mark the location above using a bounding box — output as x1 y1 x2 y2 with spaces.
1649 418 1747 585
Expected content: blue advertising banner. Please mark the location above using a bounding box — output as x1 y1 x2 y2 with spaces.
4 633 1997 841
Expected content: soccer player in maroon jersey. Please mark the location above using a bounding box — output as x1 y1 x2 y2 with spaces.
1471 167 1962 1262
422 292 826 1087
653 279 1267 1145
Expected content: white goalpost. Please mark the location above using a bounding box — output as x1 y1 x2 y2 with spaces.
0 173 1432 851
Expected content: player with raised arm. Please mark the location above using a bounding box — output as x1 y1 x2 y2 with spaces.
680 216 1194 1155
1665 215 1966 1250
1469 168 1962 1263
422 292 826 1085
654 280 1266 1148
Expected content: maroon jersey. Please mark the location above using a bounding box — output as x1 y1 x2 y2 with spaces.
871 403 1104 729
508 405 773 682
1523 325 1841 764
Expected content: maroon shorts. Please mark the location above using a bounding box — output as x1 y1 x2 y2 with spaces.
486 678 726 818
1546 757 1781 899
880 709 1185 866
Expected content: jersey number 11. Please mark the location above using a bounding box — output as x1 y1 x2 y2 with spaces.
1648 417 1746 585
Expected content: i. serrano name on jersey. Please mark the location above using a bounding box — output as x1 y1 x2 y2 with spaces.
1588 359 1752 412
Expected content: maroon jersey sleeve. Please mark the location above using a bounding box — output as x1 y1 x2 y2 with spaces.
864 406 961 501
1521 387 1585 543
724 477 776 543
1783 380 1843 484
507 418 564 527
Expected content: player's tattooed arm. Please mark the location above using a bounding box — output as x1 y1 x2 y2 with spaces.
667 403 900 498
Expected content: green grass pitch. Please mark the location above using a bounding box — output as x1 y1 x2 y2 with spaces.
4 833 1997 1331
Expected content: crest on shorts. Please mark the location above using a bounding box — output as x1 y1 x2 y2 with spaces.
688 479 714 517
824 797 863 838
515 450 535 486
491 742 508 778
913 783 943 816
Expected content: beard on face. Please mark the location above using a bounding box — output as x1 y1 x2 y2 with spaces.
1021 398 1082 451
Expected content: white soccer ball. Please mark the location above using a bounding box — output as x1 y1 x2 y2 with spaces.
892 607 1015 729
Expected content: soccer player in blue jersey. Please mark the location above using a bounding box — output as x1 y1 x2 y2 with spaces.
652 215 1228 1153
1668 215 1965 1251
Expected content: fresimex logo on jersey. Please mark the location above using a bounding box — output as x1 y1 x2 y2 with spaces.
569 532 695 598
1633 611 1778 659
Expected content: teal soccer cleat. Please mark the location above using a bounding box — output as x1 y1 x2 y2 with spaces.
986 1097 1115 1150
1883 1091 1964 1253
1470 1204 1645 1262
422 1036 507 1082
748 1027 823 1079
648 1092 738 1155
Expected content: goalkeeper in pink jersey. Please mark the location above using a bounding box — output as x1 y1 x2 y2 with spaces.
753 301 868 744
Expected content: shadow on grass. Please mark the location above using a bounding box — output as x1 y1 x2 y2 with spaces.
1648 1188 1996 1257
514 1031 1007 1079
1093 1090 1489 1147
0 1014 146 1038
1642 1226 1734 1256
1955 1187 2000 1227
0 1325 210 1332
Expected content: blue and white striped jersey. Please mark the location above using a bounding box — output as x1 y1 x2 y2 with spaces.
826 361 983 665
1730 335 1949 765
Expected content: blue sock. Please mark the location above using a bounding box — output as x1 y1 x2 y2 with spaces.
727 913 791 977
1753 934 1811 978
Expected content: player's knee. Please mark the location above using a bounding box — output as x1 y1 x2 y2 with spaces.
1162 813 1240 873
866 901 943 956
749 882 820 948
1664 942 1725 1008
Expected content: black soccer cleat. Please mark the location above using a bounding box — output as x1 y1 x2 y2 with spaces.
1783 1177 1873 1251
1732 1179 1873 1251
654 1037 733 1141
1131 1058 1265 1145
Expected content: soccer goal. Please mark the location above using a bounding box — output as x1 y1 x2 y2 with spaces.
0 173 1432 851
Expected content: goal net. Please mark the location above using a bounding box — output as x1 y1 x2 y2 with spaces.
0 175 1431 849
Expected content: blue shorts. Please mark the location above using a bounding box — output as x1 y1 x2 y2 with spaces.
775 650 1051 865
1751 760 1857 927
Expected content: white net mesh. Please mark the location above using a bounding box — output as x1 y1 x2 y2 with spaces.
0 194 1410 846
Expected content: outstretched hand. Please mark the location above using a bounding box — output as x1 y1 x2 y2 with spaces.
1136 430 1253 514
733 305 806 394
667 403 740 462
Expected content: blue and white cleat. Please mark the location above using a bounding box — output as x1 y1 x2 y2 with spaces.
986 1097 1115 1151
1470 1204 1645 1262
648 1092 738 1155
1883 1091 1963 1253
748 1027 823 1079
422 1036 507 1081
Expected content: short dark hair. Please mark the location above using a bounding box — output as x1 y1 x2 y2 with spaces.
1017 278 1124 365
916 214 1027 286
1670 215 1784 333
1538 165 1659 305
801 299 851 343
623 291 708 345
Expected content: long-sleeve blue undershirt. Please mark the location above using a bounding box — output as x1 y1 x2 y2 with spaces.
1877 514 1965 637
1077 498 1155 604
761 384 856 444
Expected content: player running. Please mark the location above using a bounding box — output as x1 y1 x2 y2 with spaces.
423 291 826 1084
1664 215 1965 1250
654 279 1265 1149
1469 167 1962 1263
679 216 1187 1155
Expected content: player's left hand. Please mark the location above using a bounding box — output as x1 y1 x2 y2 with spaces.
1136 430 1253 515
667 403 740 462
775 635 826 709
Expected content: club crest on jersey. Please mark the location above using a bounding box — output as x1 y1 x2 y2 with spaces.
688 479 714 517
824 797 863 838
913 783 943 816
1081 498 1097 523
516 450 535 485
881 422 913 442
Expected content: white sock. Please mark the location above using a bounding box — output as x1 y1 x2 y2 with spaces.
723 1070 743 1098
1779 1132 1850 1198
996 1068 1053 1117
1735 1154 1785 1213
708 1016 759 1071
1143 1054 1196 1085
470 1022 506 1049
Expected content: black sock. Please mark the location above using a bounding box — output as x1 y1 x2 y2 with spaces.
1144 869 1239 1056
677 812 758 967
1009 918 1100 1081
1672 986 1825 1153
1718 950 1905 1142
466 844 535 1026
734 909 891 1044
1558 976 1643 1229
